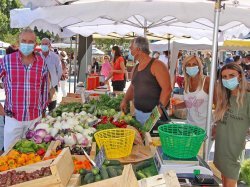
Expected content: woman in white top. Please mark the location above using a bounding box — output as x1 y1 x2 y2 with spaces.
173 55 215 129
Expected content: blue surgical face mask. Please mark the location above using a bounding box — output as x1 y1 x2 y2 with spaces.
222 77 239 90
111 52 114 58
41 45 49 52
186 66 199 77
19 43 34 56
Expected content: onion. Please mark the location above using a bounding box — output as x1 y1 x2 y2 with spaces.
55 135 64 144
26 130 35 139
44 135 53 143
35 129 47 138
33 135 43 144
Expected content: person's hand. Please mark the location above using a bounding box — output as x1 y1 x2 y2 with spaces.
0 104 5 116
120 99 127 113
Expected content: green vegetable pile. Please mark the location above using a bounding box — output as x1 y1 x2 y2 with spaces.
89 94 126 112
13 140 48 153
51 102 84 117
80 160 123 185
133 158 158 180
240 159 250 185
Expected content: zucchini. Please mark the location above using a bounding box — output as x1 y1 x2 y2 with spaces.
100 167 109 180
133 160 152 171
84 173 94 184
104 160 121 166
107 166 118 178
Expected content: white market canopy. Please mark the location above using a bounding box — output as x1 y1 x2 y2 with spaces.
11 0 250 40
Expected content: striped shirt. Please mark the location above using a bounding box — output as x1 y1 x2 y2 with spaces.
0 51 49 121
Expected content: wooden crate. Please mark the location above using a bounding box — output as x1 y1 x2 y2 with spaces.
67 174 81 187
0 148 74 187
81 164 139 187
89 95 100 101
45 141 96 161
67 93 81 98
138 170 180 187
61 97 83 104
2 139 54 160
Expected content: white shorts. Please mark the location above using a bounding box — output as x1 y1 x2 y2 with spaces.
4 116 41 151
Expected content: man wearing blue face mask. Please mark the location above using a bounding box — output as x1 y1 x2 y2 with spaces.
0 28 50 150
40 38 62 112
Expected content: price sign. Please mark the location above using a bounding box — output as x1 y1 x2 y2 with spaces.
144 106 161 132
94 146 106 169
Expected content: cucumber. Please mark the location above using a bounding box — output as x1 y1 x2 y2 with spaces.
104 160 121 166
137 170 147 179
133 160 152 171
100 167 109 180
92 167 100 175
117 169 123 175
107 167 118 178
84 173 94 184
95 174 102 182
111 165 124 170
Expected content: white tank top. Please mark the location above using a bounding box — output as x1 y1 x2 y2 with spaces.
183 77 209 129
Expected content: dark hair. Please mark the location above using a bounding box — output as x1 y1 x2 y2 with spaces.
233 55 240 62
6 45 18 54
112 46 122 62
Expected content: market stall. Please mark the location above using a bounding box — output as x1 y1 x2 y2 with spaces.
0 92 224 186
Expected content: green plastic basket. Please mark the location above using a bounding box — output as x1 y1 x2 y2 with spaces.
158 123 206 159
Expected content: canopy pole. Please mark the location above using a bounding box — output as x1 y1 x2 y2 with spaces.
69 37 73 93
73 34 78 93
204 0 222 161
144 19 147 37
167 34 171 64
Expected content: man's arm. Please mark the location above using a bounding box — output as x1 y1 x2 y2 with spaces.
152 60 172 113
120 65 136 112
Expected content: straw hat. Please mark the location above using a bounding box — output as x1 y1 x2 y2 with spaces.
60 51 68 60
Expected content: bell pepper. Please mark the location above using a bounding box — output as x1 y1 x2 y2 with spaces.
37 148 46 156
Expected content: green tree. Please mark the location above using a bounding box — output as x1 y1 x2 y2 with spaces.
0 0 22 44
94 38 131 53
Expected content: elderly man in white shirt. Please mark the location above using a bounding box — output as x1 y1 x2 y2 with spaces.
40 38 62 112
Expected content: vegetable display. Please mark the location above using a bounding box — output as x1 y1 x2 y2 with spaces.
13 140 48 154
27 112 97 147
51 102 85 117
80 159 123 185
132 158 158 180
0 150 42 172
240 159 250 185
0 167 51 186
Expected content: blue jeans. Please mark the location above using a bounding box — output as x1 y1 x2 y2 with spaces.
135 109 151 125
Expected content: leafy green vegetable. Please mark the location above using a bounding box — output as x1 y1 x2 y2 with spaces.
240 159 250 185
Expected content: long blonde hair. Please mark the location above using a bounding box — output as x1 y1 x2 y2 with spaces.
214 63 247 122
182 55 204 93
